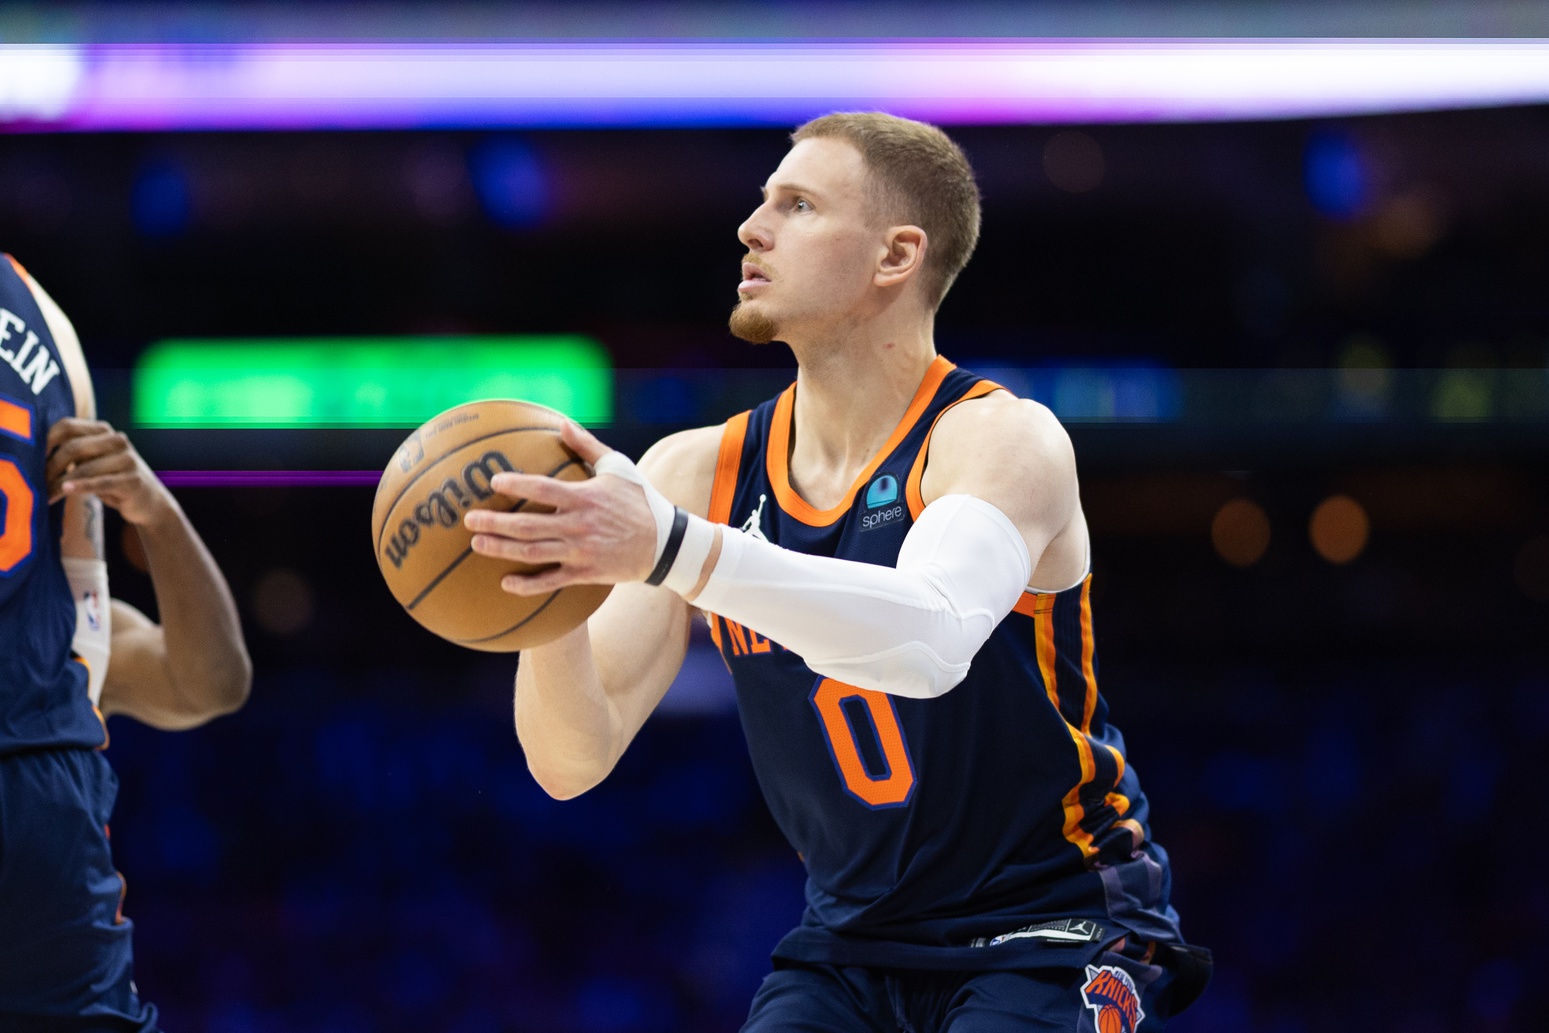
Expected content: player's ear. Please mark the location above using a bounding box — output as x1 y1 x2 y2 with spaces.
875 225 926 290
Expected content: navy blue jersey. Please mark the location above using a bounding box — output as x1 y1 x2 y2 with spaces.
706 356 1185 971
0 255 102 755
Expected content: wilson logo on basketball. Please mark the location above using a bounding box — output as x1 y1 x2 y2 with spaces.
382 450 516 569
1080 965 1144 1033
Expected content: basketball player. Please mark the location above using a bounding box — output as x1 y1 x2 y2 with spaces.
468 114 1211 1030
0 255 251 1031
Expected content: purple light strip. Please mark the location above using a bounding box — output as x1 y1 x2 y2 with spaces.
4 40 1549 130
159 470 380 487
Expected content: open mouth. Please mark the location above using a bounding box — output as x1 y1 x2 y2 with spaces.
739 262 771 291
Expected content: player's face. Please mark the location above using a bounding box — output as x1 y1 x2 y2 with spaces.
730 138 886 345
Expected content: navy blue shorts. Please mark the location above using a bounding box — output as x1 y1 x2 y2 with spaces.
0 748 160 1032
744 939 1208 1033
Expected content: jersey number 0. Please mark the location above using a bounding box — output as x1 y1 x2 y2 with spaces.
810 678 916 809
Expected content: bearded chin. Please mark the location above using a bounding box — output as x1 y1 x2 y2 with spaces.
729 301 779 345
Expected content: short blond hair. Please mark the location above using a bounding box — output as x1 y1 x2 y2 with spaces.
792 112 981 309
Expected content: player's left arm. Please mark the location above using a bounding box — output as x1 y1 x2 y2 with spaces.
45 420 252 730
487 400 1072 700
676 393 1075 698
915 390 1080 580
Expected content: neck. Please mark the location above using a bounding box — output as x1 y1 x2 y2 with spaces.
783 310 937 502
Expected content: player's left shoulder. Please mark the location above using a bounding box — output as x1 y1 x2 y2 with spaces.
930 389 1076 476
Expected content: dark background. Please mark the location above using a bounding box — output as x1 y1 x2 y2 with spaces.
5 105 1549 1030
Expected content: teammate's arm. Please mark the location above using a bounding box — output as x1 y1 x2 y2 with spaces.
492 426 720 799
45 420 251 730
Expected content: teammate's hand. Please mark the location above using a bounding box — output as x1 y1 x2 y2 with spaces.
45 418 176 527
465 422 660 595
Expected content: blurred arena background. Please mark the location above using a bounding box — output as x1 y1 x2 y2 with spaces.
4 2 1549 1030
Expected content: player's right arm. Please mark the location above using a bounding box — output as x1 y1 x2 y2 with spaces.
509 425 721 799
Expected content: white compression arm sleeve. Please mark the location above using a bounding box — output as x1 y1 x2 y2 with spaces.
694 494 1032 699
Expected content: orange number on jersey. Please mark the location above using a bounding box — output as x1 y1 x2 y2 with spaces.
0 459 35 573
811 678 916 809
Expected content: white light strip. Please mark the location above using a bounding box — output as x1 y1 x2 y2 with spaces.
0 46 84 121
1 40 1547 129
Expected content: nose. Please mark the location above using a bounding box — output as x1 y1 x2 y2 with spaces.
738 202 773 253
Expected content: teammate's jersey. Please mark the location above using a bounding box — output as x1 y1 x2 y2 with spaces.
706 356 1185 971
0 255 103 755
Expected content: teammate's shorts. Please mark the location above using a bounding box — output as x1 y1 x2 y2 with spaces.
0 748 160 1032
743 936 1210 1033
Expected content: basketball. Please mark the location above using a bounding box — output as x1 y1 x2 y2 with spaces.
371 399 612 652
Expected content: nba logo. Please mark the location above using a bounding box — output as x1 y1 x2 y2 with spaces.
865 474 898 509
82 590 102 632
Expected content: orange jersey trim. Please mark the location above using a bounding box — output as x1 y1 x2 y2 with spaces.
1020 580 1136 854
1031 590 1100 861
767 355 955 528
1077 576 1098 732
705 411 750 659
708 409 750 526
4 253 33 286
904 379 1003 519
1081 580 1134 824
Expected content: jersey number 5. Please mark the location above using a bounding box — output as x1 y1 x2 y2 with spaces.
0 398 35 574
810 678 916 809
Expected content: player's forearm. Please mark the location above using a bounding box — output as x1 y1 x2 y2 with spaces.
514 626 628 799
134 496 252 716
690 495 1032 698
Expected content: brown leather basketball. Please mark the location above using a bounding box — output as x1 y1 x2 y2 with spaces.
371 399 611 652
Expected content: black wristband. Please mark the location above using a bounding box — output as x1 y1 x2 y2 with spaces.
644 506 689 586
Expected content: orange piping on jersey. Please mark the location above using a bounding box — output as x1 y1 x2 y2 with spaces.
1082 584 1134 824
78 655 110 749
4 254 33 285
0 398 33 441
705 413 748 662
1033 597 1098 860
1104 742 1132 813
903 379 1003 519
1101 739 1130 813
1031 596 1061 713
114 871 127 924
1103 743 1132 818
1115 819 1147 851
767 355 955 527
1078 576 1098 732
1106 742 1126 782
92 706 110 751
708 410 750 526
1011 591 1047 620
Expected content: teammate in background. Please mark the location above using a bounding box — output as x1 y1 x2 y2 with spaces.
469 114 1210 1030
0 255 251 1031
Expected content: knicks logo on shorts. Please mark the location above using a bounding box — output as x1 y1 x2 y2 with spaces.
1081 964 1144 1033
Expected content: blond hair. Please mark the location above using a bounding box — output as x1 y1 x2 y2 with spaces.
792 112 981 309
